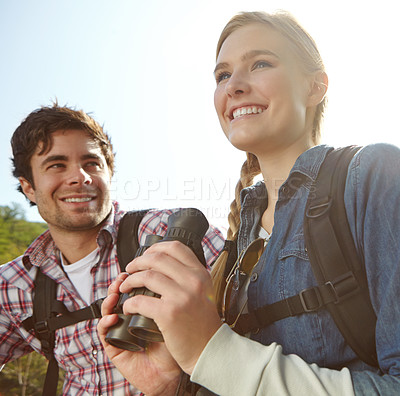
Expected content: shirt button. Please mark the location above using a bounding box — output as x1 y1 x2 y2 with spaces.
93 349 98 356
250 273 258 282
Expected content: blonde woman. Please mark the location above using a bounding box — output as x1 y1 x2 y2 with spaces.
98 11 400 395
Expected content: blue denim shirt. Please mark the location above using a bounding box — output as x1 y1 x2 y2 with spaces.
238 144 400 394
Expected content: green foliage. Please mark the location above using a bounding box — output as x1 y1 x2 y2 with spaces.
0 203 47 265
0 204 65 395
1 354 65 396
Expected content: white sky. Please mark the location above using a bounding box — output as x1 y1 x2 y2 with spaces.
1 0 399 234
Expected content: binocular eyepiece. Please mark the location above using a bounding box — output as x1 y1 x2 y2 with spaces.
105 208 209 351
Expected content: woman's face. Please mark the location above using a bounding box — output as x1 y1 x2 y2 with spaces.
214 23 316 155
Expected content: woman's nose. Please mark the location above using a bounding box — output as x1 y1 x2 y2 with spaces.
225 71 249 97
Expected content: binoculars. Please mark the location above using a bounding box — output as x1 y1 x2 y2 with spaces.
105 208 209 351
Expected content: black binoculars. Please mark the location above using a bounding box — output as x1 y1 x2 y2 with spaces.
105 208 209 351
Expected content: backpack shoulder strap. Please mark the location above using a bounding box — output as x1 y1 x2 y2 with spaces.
32 270 60 396
117 209 150 271
233 146 378 367
304 145 378 366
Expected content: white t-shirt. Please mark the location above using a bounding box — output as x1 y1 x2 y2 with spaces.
61 248 99 305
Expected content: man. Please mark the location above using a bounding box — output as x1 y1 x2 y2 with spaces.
0 104 224 395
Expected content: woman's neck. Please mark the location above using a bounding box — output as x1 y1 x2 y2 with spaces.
257 141 314 233
258 141 314 195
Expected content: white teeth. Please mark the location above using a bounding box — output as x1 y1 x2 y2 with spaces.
233 106 264 119
64 197 92 203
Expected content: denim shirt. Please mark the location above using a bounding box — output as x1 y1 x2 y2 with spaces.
238 144 400 394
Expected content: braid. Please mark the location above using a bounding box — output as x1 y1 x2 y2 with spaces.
227 153 261 239
212 152 261 313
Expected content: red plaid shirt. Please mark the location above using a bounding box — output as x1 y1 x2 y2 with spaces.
0 202 224 395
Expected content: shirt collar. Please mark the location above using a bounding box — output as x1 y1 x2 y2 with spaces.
240 145 333 206
23 201 123 270
288 144 333 183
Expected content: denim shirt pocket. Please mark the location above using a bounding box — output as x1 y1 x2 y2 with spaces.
277 233 317 297
271 234 334 365
278 234 309 262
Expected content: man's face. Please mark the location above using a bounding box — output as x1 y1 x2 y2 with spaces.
19 129 112 234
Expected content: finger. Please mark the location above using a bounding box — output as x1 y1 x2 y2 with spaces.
127 241 202 273
125 248 209 290
124 254 187 290
97 314 130 360
101 293 120 316
120 269 215 324
122 290 164 320
119 268 180 298
97 313 119 339
108 272 129 294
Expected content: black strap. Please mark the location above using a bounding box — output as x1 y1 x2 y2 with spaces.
233 147 378 367
234 276 356 335
22 298 104 333
42 357 59 396
304 146 377 366
31 270 59 396
117 209 150 271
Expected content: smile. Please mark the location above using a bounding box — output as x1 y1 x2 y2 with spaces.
232 106 265 120
63 197 94 203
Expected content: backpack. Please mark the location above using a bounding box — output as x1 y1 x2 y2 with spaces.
229 146 378 368
21 209 150 396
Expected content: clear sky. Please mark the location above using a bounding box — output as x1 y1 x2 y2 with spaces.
1 0 399 234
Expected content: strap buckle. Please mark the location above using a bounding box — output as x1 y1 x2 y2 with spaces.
34 320 50 336
326 272 359 304
306 199 332 219
299 286 323 312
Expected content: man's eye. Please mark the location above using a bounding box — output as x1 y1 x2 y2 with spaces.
48 163 64 170
216 72 231 84
86 162 101 169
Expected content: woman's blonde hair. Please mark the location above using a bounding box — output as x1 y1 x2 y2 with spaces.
212 11 327 311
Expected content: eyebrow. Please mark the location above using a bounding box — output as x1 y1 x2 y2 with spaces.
214 49 280 75
39 153 102 169
40 155 67 169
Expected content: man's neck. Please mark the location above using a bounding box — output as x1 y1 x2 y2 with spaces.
50 226 101 264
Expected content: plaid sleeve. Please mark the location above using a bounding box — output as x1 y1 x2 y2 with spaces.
138 209 225 269
0 282 37 364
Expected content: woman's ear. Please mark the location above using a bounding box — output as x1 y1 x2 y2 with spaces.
19 177 37 204
307 71 328 106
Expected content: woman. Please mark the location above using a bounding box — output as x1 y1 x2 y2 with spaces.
98 11 400 395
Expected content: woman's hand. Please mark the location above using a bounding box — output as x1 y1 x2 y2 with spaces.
97 273 181 396
121 241 223 375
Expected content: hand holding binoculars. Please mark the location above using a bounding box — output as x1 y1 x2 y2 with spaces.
105 208 209 351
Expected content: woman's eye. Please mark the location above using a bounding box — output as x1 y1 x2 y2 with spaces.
216 72 231 84
253 61 272 70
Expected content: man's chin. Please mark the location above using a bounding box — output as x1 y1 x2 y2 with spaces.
55 211 110 232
